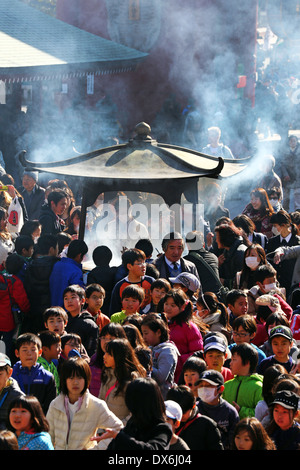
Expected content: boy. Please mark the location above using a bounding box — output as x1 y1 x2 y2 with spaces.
203 333 234 382
257 325 295 375
0 353 24 431
110 285 145 324
43 306 68 336
223 342 263 419
37 330 62 393
109 248 154 316
63 284 99 358
196 369 239 450
229 315 266 367
247 264 292 319
226 289 248 326
141 278 171 314
14 235 34 261
85 283 110 332
166 384 223 450
12 333 57 414
164 400 190 450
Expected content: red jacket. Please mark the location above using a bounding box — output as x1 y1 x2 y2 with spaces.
0 274 30 331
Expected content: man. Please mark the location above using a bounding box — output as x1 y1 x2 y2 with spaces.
49 239 88 307
202 126 234 159
18 171 45 220
152 231 199 282
39 189 68 235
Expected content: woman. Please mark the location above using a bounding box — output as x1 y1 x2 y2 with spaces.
237 243 268 289
64 206 81 238
242 188 274 238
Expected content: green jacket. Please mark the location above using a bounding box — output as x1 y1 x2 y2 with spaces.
37 356 60 393
222 373 263 419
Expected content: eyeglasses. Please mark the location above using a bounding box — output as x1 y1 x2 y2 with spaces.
232 331 249 337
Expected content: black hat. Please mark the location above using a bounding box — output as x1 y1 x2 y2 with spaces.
197 369 224 387
272 390 299 410
269 325 293 341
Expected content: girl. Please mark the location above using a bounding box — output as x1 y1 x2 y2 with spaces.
97 377 172 450
242 187 274 238
141 313 180 398
196 292 232 343
255 364 287 425
46 357 123 450
163 288 203 383
123 324 153 375
266 390 300 450
89 322 127 397
64 206 81 238
237 243 268 289
232 417 276 450
8 395 54 450
99 338 146 423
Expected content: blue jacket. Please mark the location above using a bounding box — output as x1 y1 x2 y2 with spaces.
12 362 57 414
49 257 85 307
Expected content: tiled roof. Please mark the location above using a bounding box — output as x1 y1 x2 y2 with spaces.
0 0 147 81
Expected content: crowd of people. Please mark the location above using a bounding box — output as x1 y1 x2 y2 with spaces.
1 153 300 453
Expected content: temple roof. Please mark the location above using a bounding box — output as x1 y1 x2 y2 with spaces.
0 0 147 82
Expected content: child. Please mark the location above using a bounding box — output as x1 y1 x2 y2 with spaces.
226 289 248 327
223 342 263 419
43 306 68 336
166 384 223 450
110 285 145 324
257 325 295 375
0 430 19 450
255 364 287 425
196 369 239 450
202 333 234 382
0 353 24 431
85 283 110 332
37 330 61 393
181 356 206 397
141 278 171 314
14 235 34 262
109 248 155 315
229 315 266 367
164 399 190 450
169 272 201 300
141 313 179 398
99 338 146 423
63 284 99 358
163 288 203 383
232 417 276 450
12 333 57 414
266 390 300 450
46 357 123 450
247 264 293 319
8 395 54 450
196 292 232 343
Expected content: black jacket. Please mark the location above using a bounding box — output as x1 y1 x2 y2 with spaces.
66 310 99 358
176 407 223 450
39 203 64 236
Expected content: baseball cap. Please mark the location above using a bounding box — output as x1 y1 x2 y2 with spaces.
0 353 11 367
164 400 182 422
269 325 293 341
271 390 299 410
203 335 227 353
197 370 224 387
169 272 201 293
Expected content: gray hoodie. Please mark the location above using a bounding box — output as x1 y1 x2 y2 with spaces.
151 341 180 399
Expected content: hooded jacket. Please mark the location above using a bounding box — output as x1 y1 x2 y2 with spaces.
0 273 30 332
0 377 24 431
223 373 264 419
151 340 180 399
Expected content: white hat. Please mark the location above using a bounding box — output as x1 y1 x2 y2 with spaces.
164 400 182 422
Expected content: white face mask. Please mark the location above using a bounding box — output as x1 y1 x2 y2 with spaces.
272 226 281 236
245 256 260 269
264 282 277 293
197 387 218 403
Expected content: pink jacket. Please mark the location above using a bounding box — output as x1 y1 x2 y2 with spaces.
168 320 203 383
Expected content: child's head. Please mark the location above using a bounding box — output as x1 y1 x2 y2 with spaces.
99 322 127 354
5 253 26 275
121 285 145 315
123 324 146 349
121 248 146 278
85 283 105 314
165 399 183 433
38 330 61 361
8 395 49 435
232 314 257 344
14 333 42 369
203 334 228 372
226 289 248 317
182 356 206 396
166 385 196 423
233 417 276 450
163 288 193 324
261 364 288 406
0 430 19 450
0 353 12 391
92 245 113 267
43 306 68 335
56 232 72 254
141 313 169 347
269 325 293 361
230 342 258 376
196 369 225 405
271 390 299 431
255 264 278 293
63 284 85 315
150 278 171 305
169 272 201 299
60 357 91 397
135 238 153 259
61 333 82 359
14 235 34 258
